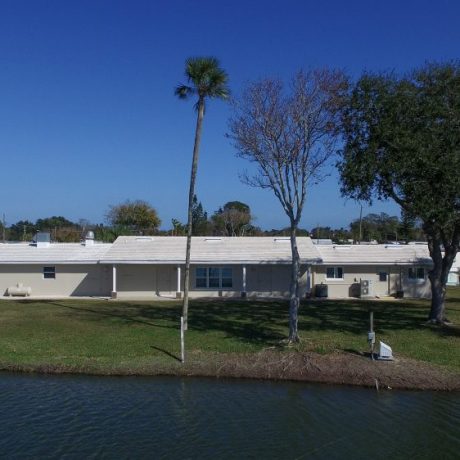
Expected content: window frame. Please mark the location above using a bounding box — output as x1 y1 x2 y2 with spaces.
408 267 425 281
43 266 56 279
325 266 344 280
194 266 233 289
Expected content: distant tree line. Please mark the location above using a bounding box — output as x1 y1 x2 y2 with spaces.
1 201 424 244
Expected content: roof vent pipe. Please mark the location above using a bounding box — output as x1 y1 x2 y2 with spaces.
85 231 95 246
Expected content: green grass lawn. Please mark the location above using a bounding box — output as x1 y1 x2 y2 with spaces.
0 287 459 373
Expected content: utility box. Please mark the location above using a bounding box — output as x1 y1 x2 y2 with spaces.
360 279 373 298
315 284 328 298
378 341 394 360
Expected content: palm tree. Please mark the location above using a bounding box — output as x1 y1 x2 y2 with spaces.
175 57 229 330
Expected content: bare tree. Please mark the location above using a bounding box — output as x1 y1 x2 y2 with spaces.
228 69 347 342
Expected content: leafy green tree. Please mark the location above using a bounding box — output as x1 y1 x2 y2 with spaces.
338 62 460 323
229 69 347 342
191 195 210 236
310 226 333 241
106 200 161 235
93 224 118 243
349 213 400 243
211 201 253 236
171 218 187 236
398 212 425 242
36 216 75 230
175 57 230 329
9 220 37 241
330 227 352 243
35 216 80 242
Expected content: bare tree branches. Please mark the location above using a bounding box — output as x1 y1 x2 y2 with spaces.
228 69 347 341
229 69 347 226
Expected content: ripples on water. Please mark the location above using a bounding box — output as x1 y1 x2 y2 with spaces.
0 373 459 459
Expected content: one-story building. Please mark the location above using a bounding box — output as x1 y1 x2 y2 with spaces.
313 244 433 298
0 234 436 299
0 236 112 297
100 236 320 299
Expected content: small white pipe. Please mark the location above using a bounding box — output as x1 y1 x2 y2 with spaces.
242 265 247 292
112 265 117 293
177 265 181 294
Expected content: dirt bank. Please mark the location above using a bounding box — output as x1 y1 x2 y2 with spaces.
2 350 459 391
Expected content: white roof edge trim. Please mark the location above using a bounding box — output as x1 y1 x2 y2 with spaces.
100 259 321 265
317 261 432 266
0 261 101 265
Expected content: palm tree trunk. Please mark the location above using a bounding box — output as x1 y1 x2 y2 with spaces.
182 98 205 330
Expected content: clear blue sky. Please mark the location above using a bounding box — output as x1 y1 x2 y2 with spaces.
1 0 458 230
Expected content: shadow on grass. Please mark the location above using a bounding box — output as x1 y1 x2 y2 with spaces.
297 299 430 336
150 345 182 362
14 296 457 348
48 301 181 330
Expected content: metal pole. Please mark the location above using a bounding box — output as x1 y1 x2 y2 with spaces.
369 310 375 360
180 316 185 363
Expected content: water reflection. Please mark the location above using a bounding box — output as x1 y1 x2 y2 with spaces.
0 373 458 459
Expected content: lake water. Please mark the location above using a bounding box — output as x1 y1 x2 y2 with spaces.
0 373 459 459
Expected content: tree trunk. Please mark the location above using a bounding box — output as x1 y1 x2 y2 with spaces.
182 98 205 330
429 276 446 323
288 224 300 342
426 232 457 323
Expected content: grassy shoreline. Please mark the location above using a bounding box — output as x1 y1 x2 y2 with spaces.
1 288 459 390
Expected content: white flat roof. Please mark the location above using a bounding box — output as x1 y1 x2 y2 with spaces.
315 244 432 266
100 236 322 264
0 242 112 264
0 238 439 267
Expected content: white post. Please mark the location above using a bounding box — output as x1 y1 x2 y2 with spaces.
242 265 247 298
176 265 182 298
180 316 185 363
112 264 117 298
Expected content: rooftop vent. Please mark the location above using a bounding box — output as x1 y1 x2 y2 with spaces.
34 232 50 248
85 231 95 246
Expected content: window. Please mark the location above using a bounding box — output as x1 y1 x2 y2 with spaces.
379 271 388 282
326 267 343 279
195 268 207 288
195 267 233 289
43 266 56 279
408 267 425 280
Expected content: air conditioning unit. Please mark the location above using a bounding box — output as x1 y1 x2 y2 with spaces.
360 279 373 298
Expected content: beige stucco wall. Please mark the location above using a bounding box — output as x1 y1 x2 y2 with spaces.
116 264 177 298
313 265 431 299
115 264 310 299
0 264 111 297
